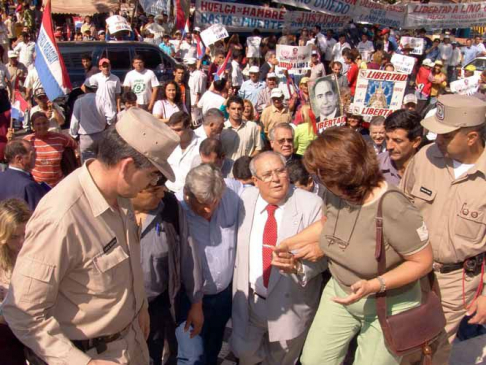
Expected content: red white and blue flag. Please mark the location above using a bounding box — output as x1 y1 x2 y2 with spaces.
35 0 72 101
216 50 232 79
195 35 205 60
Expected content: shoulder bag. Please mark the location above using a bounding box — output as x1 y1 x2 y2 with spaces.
375 190 446 364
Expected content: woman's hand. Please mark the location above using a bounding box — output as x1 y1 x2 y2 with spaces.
271 249 298 274
332 279 380 306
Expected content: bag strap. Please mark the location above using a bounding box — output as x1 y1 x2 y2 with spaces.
375 189 438 321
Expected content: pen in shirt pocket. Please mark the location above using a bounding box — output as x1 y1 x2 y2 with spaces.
156 223 161 236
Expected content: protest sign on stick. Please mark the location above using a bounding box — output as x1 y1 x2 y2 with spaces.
350 70 407 118
309 75 346 132
391 54 416 75
276 45 312 76
200 24 229 46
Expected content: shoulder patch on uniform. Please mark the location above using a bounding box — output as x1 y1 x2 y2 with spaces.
416 222 429 242
420 186 432 196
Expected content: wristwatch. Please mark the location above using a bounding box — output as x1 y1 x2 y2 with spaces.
377 276 387 293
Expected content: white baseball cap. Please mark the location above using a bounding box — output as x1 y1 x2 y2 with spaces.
186 57 197 65
271 88 284 99
403 94 418 105
249 66 260 73
266 72 277 79
7 51 18 58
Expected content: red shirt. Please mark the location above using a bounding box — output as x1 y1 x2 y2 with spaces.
24 132 77 187
415 66 432 97
347 63 359 96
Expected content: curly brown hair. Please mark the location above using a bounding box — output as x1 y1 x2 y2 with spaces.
303 127 384 203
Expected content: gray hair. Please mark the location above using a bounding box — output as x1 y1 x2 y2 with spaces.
249 151 287 176
202 108 224 126
184 164 225 204
268 123 294 141
369 116 386 127
265 50 276 62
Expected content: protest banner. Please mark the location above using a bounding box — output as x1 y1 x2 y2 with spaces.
276 45 312 75
200 24 229 46
391 54 416 75
450 76 480 96
351 70 407 118
195 0 286 32
352 0 406 28
400 36 425 55
272 0 356 16
246 36 262 58
106 15 132 34
284 11 351 32
139 0 170 17
404 1 486 29
309 75 345 132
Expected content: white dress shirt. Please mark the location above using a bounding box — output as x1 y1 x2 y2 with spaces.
188 69 207 107
165 133 201 193
357 40 375 62
249 195 286 298
231 60 244 87
88 72 121 116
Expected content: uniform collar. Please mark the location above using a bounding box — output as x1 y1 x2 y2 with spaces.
430 143 486 178
78 160 117 217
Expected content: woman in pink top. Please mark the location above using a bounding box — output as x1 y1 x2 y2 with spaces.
0 199 31 365
24 112 77 187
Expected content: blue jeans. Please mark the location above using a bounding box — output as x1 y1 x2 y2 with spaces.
176 284 232 365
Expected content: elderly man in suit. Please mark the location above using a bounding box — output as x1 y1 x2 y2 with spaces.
0 139 48 210
231 151 327 365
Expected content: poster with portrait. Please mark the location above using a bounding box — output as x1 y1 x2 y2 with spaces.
350 70 407 118
309 75 346 132
276 44 312 75
450 76 480 95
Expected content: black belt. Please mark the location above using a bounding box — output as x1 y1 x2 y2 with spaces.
72 331 123 354
433 253 484 274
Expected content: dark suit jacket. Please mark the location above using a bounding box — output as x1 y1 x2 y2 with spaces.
0 168 48 211
259 62 272 82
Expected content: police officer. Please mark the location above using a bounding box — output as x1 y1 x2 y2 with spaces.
401 94 486 364
3 108 180 365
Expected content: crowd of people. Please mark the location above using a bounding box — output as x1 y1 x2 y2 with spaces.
0 2 485 365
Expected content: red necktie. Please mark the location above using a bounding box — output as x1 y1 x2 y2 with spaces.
262 204 278 288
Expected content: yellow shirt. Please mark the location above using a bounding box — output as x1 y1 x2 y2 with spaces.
260 104 292 135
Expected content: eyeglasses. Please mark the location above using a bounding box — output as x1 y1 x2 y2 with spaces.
255 167 288 182
276 138 293 145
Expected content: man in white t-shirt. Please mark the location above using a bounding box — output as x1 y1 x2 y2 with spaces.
187 57 207 127
85 58 121 118
197 79 226 115
331 34 351 66
13 32 35 68
357 34 375 63
123 55 160 112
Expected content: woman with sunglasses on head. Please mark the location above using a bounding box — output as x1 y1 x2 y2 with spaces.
274 127 433 365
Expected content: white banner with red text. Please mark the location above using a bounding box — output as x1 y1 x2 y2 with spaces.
276 45 312 75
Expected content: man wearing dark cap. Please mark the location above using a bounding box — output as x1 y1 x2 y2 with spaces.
401 95 486 364
3 108 180 365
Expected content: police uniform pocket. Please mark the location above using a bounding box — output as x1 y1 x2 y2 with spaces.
17 258 55 304
91 246 129 291
455 207 485 242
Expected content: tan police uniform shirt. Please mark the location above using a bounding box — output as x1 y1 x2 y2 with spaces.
401 143 486 266
319 183 429 295
3 161 148 365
